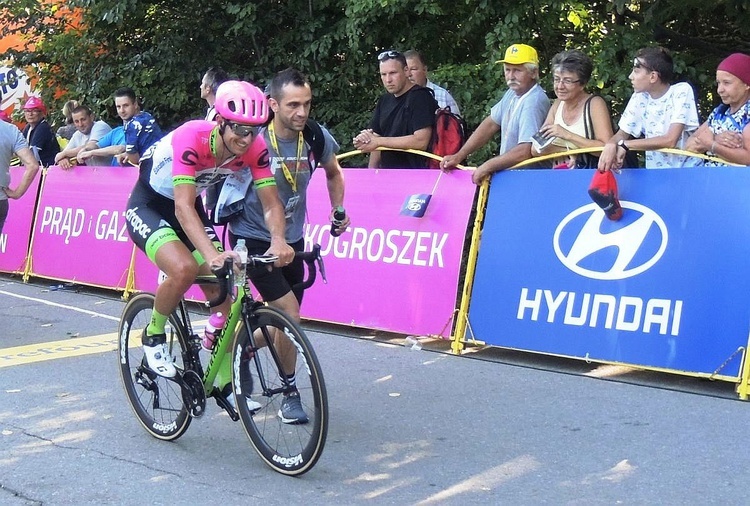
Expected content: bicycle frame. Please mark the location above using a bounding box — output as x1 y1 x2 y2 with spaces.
201 284 255 395
188 244 325 402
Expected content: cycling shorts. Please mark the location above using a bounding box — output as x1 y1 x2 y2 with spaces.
126 179 222 264
228 233 305 303
0 199 8 234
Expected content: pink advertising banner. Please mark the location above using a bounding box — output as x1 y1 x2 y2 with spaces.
0 166 41 273
29 166 137 288
300 168 476 337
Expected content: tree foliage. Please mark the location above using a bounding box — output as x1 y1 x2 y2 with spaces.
1 0 747 166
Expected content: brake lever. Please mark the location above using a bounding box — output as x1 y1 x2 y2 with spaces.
316 254 327 284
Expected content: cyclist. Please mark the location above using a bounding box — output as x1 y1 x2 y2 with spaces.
219 68 348 424
124 80 294 382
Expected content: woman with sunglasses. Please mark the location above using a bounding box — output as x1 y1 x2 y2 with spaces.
598 46 700 171
532 50 613 168
124 80 294 381
685 53 750 166
21 96 61 166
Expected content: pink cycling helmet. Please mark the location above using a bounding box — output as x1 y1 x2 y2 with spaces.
214 80 268 125
23 96 47 116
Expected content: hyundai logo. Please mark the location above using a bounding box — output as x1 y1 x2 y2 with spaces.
553 202 668 280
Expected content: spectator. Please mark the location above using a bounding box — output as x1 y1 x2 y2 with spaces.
54 105 112 169
21 96 61 167
353 49 438 168
532 49 614 168
404 49 461 115
201 67 230 121
56 99 79 141
1 95 40 234
77 126 125 167
598 46 700 171
440 43 550 184
685 52 750 166
113 87 163 166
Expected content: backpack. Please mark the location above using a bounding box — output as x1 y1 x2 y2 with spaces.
302 118 326 172
427 107 467 169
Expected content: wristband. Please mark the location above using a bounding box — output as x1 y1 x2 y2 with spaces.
711 141 717 154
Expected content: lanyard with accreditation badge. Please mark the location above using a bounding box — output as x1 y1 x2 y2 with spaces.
268 121 305 219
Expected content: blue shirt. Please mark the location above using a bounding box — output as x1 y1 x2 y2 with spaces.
96 126 126 166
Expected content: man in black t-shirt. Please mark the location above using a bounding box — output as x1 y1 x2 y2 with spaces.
353 50 438 168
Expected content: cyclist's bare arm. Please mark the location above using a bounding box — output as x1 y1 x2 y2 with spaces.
174 183 237 270
4 147 39 199
255 185 294 267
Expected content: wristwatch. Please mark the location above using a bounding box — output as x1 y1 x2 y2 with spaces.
616 139 630 153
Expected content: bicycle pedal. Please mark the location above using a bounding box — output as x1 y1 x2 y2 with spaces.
213 389 240 422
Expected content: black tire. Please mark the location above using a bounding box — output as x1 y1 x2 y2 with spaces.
231 306 328 475
117 292 192 441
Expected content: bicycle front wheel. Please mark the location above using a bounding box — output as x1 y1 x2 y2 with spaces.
231 306 328 476
118 292 192 441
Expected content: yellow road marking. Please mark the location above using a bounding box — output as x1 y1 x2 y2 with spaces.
0 333 120 368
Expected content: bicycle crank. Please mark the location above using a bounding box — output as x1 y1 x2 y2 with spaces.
177 369 206 418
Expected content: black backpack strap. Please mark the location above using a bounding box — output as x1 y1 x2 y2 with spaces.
583 95 595 138
302 118 326 172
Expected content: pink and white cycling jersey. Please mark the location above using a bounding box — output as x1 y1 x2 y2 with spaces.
141 120 274 199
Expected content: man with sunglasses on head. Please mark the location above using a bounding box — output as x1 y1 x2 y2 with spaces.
440 43 550 184
353 49 438 168
598 46 700 171
125 80 294 386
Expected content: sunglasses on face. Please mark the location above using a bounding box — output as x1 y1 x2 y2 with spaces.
633 58 653 72
227 122 256 137
378 50 402 62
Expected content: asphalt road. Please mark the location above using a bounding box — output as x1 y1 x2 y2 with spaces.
1 273 749 505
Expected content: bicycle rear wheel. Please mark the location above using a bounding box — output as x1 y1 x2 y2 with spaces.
231 306 328 475
118 292 192 441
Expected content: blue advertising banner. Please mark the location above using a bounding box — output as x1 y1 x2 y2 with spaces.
469 167 750 377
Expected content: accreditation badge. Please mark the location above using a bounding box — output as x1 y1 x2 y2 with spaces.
284 193 300 219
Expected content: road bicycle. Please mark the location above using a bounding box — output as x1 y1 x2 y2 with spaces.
117 245 328 476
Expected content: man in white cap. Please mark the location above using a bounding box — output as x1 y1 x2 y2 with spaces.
441 43 550 184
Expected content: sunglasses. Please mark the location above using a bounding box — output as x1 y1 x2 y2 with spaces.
226 122 256 137
633 58 653 72
378 50 402 62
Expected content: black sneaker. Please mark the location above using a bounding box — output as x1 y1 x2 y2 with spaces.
278 390 309 424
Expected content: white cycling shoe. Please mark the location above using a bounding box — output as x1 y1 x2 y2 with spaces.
223 385 262 412
142 340 177 378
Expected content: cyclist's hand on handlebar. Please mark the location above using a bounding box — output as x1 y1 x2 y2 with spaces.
267 240 295 268
209 250 240 273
